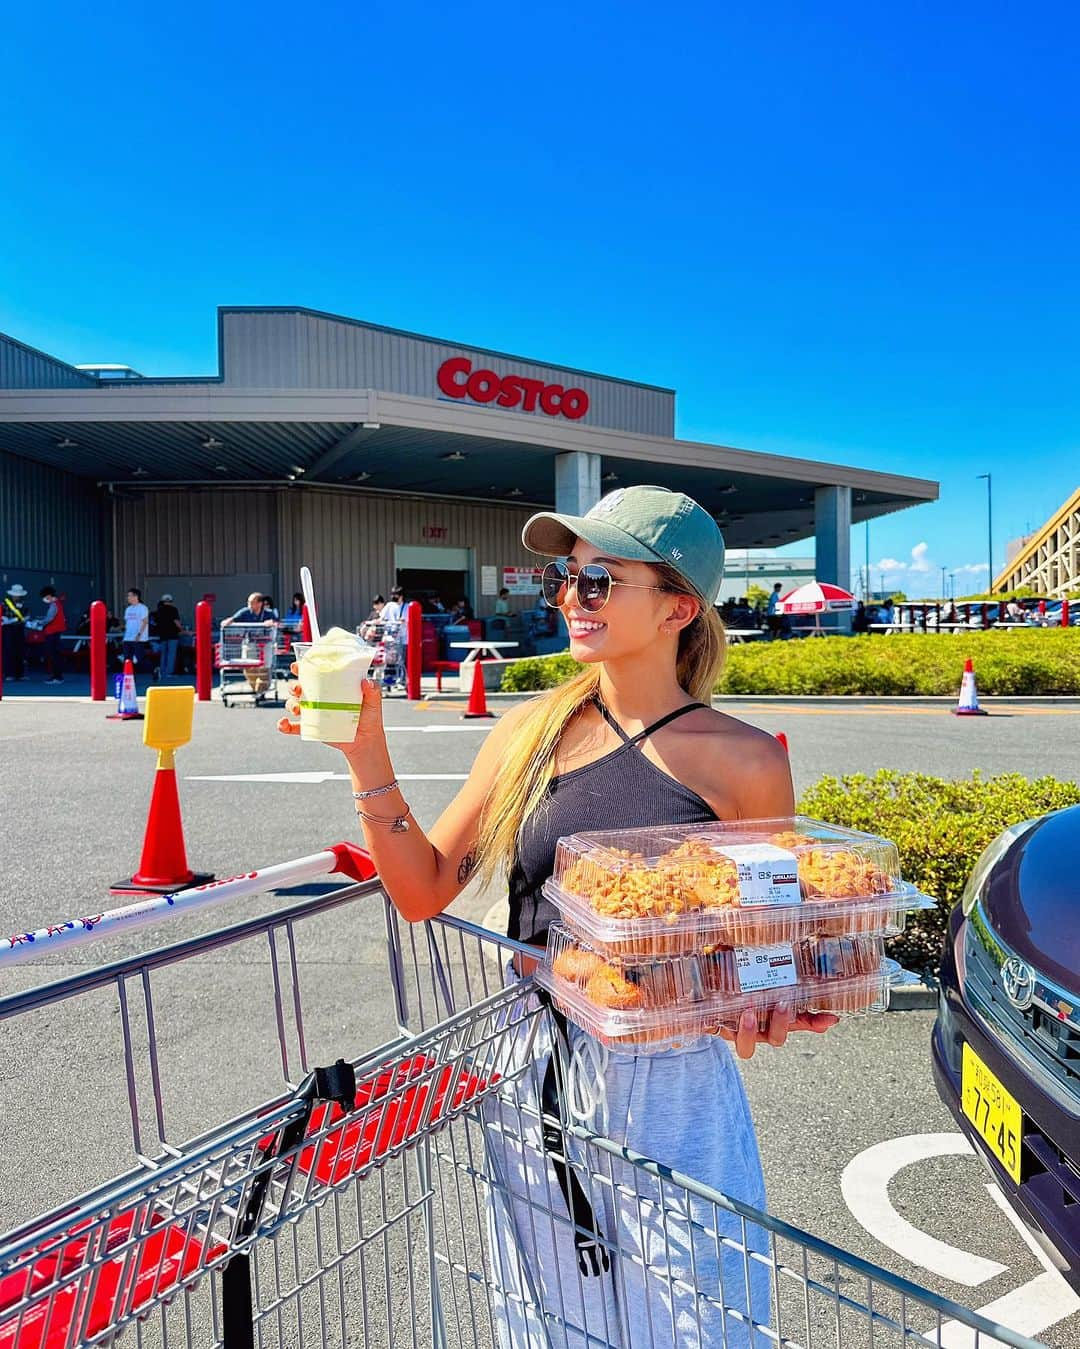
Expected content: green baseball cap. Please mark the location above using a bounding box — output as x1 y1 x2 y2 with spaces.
522 485 726 604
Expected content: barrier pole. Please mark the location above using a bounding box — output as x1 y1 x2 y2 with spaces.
1 841 375 969
1063 599 1070 628
0 622 3 701
89 600 107 700
406 600 422 700
195 601 213 702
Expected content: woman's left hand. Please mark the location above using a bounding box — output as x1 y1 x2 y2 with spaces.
719 1005 839 1060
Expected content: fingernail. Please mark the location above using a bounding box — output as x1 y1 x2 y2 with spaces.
741 1009 756 1030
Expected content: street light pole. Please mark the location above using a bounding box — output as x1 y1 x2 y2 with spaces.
864 520 870 601
976 473 993 591
940 565 947 601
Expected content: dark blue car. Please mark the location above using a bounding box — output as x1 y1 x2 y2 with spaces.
933 804 1080 1289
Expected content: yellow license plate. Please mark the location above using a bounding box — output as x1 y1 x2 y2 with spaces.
961 1042 1023 1183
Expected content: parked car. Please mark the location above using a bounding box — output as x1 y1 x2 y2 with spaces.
932 804 1080 1289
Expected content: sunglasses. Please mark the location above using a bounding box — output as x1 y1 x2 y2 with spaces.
541 560 669 614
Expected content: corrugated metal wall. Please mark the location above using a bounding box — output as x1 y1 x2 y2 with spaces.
0 449 103 577
220 309 675 437
0 335 98 388
112 486 541 629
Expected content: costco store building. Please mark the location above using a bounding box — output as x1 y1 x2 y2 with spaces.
0 307 936 625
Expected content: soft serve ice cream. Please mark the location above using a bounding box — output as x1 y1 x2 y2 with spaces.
296 627 375 743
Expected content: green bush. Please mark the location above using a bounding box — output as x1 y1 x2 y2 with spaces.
798 770 1080 973
718 630 1080 696
500 652 583 691
500 630 1080 696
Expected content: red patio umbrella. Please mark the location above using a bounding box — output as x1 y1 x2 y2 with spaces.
776 581 855 634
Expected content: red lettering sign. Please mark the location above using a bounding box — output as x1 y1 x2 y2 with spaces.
422 525 448 539
436 357 589 421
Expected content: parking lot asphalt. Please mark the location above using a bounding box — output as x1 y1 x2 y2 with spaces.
2 690 1079 1343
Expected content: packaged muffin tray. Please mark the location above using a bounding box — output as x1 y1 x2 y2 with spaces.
535 923 915 1054
545 815 934 956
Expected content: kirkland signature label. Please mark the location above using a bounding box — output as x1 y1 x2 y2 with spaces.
714 844 801 907
734 942 799 992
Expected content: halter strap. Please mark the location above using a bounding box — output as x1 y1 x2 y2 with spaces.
594 696 706 749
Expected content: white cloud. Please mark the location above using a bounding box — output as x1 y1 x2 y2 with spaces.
909 541 931 573
877 557 906 571
954 562 989 575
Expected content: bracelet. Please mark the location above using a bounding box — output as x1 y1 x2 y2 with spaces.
356 804 412 833
352 780 399 801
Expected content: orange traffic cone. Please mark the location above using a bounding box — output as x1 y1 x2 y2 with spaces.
112 744 213 894
462 659 494 719
106 658 143 720
951 657 988 716
775 731 789 753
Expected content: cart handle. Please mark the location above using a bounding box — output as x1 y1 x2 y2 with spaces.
0 842 376 970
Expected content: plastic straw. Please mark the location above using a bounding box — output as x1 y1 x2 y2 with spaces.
300 565 322 642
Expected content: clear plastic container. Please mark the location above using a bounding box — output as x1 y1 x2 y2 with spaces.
536 923 916 1055
546 816 934 956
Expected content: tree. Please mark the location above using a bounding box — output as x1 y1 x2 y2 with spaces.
745 584 771 609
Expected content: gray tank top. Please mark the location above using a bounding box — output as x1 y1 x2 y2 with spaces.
507 698 716 943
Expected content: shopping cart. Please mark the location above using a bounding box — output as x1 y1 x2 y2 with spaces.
361 618 408 694
0 850 1050 1349
215 623 281 708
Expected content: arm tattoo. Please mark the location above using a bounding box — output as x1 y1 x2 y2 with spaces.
457 852 476 885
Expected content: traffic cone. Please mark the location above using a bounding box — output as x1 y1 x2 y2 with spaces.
462 659 494 719
112 742 212 894
106 658 143 720
951 658 988 717
775 731 789 753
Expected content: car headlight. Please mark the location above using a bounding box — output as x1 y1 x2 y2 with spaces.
959 818 1040 917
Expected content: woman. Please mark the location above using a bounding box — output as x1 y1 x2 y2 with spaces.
280 485 835 1347
154 594 182 679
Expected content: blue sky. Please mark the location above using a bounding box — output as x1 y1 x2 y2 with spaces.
4 1 1078 597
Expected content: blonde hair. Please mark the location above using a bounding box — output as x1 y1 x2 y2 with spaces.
475 562 727 886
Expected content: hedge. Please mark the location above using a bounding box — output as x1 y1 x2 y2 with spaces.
798 770 1080 974
499 629 1080 696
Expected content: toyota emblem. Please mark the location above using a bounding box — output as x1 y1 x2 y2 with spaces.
1001 955 1034 1010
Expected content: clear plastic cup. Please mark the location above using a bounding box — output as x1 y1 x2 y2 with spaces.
292 627 376 743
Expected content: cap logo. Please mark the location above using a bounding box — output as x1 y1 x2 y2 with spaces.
587 489 624 518
670 547 683 561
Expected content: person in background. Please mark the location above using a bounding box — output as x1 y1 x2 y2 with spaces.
367 595 386 622
878 597 895 630
379 588 406 625
766 581 783 639
222 593 273 627
283 592 304 626
154 594 182 680
122 588 150 670
39 585 67 684
851 601 869 635
261 595 280 621
450 596 474 624
494 587 511 616
2 582 29 681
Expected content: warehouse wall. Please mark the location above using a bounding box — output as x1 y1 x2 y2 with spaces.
111 486 542 629
0 449 105 620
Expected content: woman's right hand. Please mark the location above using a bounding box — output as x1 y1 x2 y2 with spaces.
276 665 388 757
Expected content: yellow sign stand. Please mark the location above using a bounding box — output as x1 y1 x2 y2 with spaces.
143 686 194 769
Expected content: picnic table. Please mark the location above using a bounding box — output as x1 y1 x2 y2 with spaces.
453 638 519 692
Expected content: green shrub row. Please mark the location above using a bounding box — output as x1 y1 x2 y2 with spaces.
799 771 1080 973
499 629 1080 696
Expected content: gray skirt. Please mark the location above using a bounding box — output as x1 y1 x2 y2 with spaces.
483 975 771 1348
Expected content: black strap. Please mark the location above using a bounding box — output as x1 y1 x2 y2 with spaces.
537 992 611 1278
594 697 706 749
222 1059 357 1349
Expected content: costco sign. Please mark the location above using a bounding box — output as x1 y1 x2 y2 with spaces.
436 356 589 421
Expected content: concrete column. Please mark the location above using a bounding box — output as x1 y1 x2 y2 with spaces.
814 485 852 633
554 451 602 517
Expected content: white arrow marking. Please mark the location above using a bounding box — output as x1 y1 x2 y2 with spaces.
187 772 467 784
841 1133 1007 1285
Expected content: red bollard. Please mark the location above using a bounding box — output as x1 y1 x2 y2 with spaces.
90 600 107 701
0 621 4 701
406 600 422 701
301 603 313 643
1063 599 1071 628
195 601 213 702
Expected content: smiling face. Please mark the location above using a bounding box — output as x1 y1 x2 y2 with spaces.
558 538 700 665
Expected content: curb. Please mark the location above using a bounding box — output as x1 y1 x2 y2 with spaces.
889 982 938 1011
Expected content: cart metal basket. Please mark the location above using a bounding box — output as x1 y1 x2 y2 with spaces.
215 623 280 708
0 849 1050 1349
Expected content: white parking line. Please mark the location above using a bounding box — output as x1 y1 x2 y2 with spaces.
841 1134 1007 1285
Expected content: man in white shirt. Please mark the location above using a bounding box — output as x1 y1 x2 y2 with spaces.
123 587 150 668
378 587 406 625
